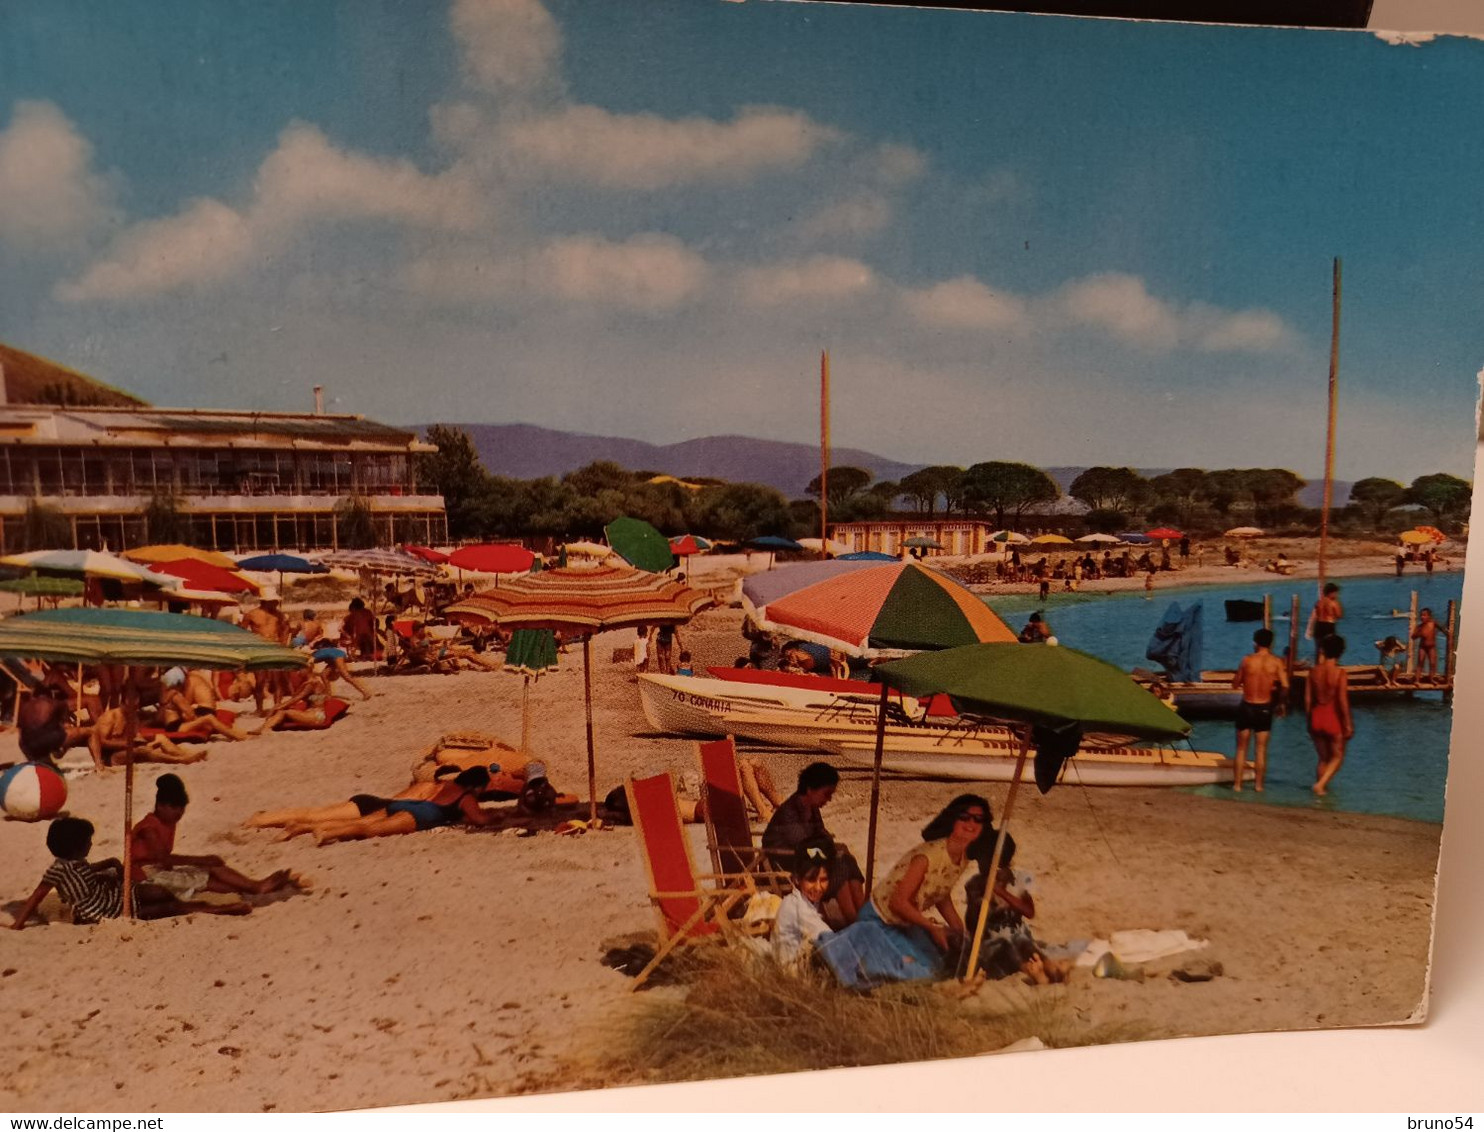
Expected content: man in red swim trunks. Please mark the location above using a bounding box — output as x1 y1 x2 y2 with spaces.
1231 628 1288 792
1306 635 1353 796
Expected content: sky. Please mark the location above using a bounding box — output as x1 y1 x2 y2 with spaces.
1 0 1481 484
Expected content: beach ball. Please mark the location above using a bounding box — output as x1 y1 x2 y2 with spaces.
0 763 68 822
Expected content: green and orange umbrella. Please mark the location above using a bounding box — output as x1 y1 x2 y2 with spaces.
741 559 1014 658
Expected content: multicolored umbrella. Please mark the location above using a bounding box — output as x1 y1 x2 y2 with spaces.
444 566 711 821
0 607 307 670
320 548 438 575
902 536 944 549
604 517 675 573
742 559 1015 658
125 544 240 569
0 549 175 585
669 534 713 556
1412 526 1447 544
990 531 1030 544
448 543 536 574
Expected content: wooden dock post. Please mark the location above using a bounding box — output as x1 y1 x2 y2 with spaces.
1287 593 1301 704
1406 590 1419 679
1444 599 1457 703
1262 594 1272 631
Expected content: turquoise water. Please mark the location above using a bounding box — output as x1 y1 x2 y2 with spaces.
984 573 1463 824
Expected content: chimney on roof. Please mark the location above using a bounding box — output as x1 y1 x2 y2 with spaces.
313 385 324 414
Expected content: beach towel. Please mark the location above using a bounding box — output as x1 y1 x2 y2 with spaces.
1075 929 1208 967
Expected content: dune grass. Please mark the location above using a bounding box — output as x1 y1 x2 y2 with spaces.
598 947 1142 1086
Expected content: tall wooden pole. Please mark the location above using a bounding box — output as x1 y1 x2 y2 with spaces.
582 635 597 824
1287 594 1301 705
1318 258 1341 590
820 351 830 558
1444 599 1457 702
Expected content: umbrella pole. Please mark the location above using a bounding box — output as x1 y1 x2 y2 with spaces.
120 676 140 920
582 635 597 824
521 675 532 755
964 725 1033 981
863 682 891 895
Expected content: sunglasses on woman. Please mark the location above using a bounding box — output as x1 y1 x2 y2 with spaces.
956 811 986 825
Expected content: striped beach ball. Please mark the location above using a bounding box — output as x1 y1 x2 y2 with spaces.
0 762 68 822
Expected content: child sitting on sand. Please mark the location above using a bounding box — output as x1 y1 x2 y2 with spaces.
10 816 247 929
772 841 837 972
964 835 1070 986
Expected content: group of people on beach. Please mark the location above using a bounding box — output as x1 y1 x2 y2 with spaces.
759 762 1067 988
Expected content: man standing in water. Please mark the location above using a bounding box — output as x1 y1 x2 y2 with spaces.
1231 628 1288 792
1307 635 1353 795
1312 583 1343 658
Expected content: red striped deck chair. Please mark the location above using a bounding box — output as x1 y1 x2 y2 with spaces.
695 738 789 890
626 771 757 991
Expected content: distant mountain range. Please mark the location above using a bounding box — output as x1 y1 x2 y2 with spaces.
420 422 1346 508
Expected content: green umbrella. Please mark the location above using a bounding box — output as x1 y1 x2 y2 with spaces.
504 628 559 755
0 607 306 919
868 641 1189 981
604 517 675 574
0 573 85 597
875 642 1190 741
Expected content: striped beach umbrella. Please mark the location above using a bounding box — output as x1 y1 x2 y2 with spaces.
444 565 711 821
320 548 438 575
0 607 308 670
741 559 1015 659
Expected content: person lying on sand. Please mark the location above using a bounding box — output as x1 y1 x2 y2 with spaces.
253 671 335 734
245 764 473 831
156 669 252 742
277 767 503 845
132 775 305 903
11 816 250 929
88 706 206 769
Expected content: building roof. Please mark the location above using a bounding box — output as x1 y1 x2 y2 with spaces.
0 405 434 453
0 341 147 408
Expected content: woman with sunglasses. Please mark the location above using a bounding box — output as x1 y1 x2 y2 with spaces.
817 794 993 987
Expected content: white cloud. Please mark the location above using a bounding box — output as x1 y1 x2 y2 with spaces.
872 142 928 186
58 124 489 302
798 195 892 240
901 276 1027 331
55 198 251 302
0 101 116 253
530 234 710 311
451 0 562 95
1055 272 1182 349
498 104 840 189
736 256 877 307
1193 308 1289 352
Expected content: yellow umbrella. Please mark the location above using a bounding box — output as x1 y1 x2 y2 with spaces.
125 544 239 569
1398 530 1432 545
1030 534 1075 546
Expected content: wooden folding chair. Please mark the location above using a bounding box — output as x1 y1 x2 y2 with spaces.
626 771 760 990
695 737 790 890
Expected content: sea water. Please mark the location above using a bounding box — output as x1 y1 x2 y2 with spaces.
984 572 1463 824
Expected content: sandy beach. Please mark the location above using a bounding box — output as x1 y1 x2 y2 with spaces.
0 571 1444 1112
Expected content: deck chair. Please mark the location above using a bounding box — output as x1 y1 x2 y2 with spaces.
626 771 761 990
696 738 790 890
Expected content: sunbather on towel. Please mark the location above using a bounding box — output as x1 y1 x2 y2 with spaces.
253 672 335 734
156 670 251 741
88 706 206 769
424 749 576 812
282 767 503 845
245 765 473 830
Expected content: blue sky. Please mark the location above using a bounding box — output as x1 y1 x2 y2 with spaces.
0 0 1479 484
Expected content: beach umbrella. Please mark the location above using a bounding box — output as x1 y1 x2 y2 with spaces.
868 641 1189 979
504 628 560 755
1075 533 1122 545
742 559 1016 659
320 548 437 575
403 544 451 564
237 553 328 575
447 543 536 574
989 531 1030 544
902 536 944 550
837 551 899 562
605 517 675 574
148 559 260 595
1146 527 1184 540
0 549 175 585
1224 527 1265 538
669 534 713 556
1412 526 1447 544
1029 534 1074 546
124 545 240 569
746 535 805 552
0 607 307 917
1397 530 1433 545
1118 532 1153 545
444 565 713 821
0 573 85 597
564 540 613 558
